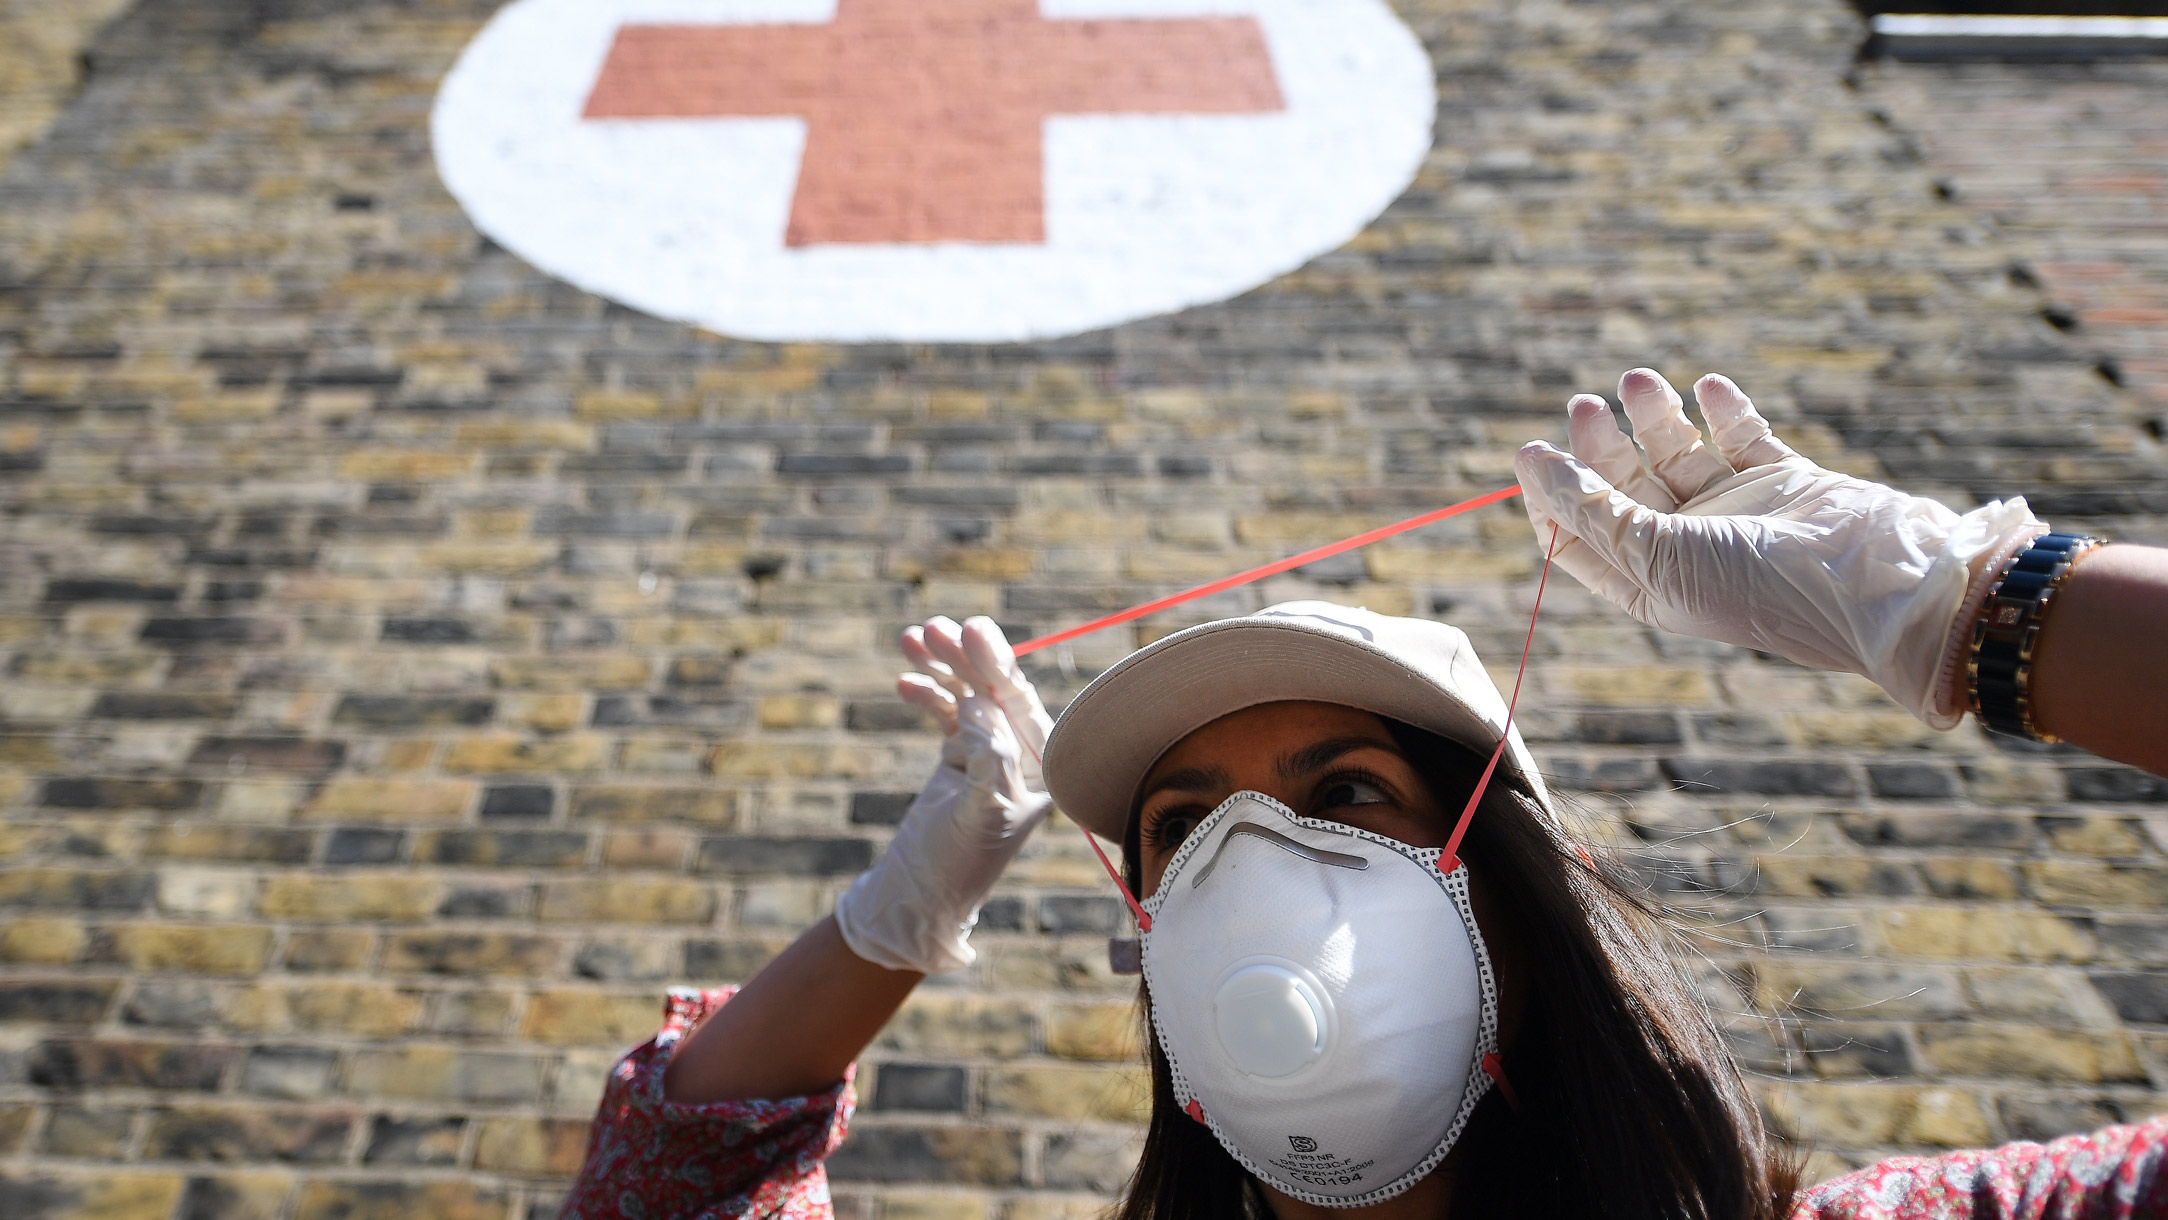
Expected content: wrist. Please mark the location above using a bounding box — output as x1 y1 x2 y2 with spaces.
1965 532 2108 741
1929 517 2050 725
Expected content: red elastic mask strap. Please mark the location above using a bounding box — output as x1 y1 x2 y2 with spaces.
1439 524 1559 874
1481 1052 1521 1113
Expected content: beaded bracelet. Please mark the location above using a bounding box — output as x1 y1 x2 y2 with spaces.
1967 531 2105 741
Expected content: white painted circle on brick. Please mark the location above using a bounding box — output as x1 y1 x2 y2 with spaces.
432 0 1435 343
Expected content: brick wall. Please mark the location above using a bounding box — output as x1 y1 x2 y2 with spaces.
1 2 2165 1220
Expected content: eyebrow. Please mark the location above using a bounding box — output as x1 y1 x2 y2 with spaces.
1138 735 1401 808
1279 735 1399 780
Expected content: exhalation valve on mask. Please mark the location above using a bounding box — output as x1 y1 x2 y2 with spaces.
1138 791 1503 1208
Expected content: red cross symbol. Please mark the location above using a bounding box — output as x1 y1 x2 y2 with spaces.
581 0 1285 246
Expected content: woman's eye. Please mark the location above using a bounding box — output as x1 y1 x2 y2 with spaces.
1144 813 1200 850
1317 779 1390 810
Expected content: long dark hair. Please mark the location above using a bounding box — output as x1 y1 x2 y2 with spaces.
1114 720 1800 1220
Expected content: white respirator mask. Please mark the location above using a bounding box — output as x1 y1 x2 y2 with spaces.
1140 789 1506 1208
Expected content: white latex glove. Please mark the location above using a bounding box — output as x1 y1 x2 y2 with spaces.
834 615 1054 974
1514 369 2045 729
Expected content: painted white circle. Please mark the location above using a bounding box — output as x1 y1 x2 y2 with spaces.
430 0 1435 343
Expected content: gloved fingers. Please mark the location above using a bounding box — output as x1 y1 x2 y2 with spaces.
901 619 972 701
1618 368 1735 503
958 616 1053 750
1522 479 1643 611
1514 440 1667 588
1566 392 1678 512
897 672 961 738
1694 373 1800 471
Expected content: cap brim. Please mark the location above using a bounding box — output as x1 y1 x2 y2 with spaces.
1042 614 1547 842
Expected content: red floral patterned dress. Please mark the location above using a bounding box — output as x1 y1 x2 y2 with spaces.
565 988 2166 1220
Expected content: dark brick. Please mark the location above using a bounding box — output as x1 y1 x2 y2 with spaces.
380 617 480 645
480 784 555 820
1011 454 1141 476
333 695 495 727
436 885 521 919
187 737 345 772
140 617 282 646
849 792 915 826
977 896 1023 932
1660 759 1858 799
1865 763 1958 800
871 1064 967 1112
826 1126 1023 1185
201 580 264 603
187 546 317 569
846 702 927 732
41 1105 133 1156
42 578 180 603
1158 454 1212 477
1998 1097 2125 1143
0 981 120 1024
88 693 240 720
1687 714 1786 747
559 453 690 477
415 830 590 869
534 509 678 538
681 938 787 981
777 453 912 475
92 514 216 537
1573 710 1682 745
2089 972 2168 1024
28 1039 235 1091
0 870 155 911
2065 767 2168 803
1542 756 1660 793
143 1106 352 1163
122 981 224 1030
1036 895 1123 935
324 828 405 866
382 933 561 977
41 778 205 810
1798 1026 1912 1077
591 694 749 730
364 1115 466 1165
666 655 734 688
695 836 874 876
1841 812 2030 850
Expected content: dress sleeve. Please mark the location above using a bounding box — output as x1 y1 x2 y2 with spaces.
1790 1113 2167 1220
559 986 857 1220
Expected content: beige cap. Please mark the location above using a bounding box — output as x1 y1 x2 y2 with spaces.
1042 601 1553 842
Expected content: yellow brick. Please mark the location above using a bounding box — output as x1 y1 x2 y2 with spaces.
519 990 662 1045
473 1117 590 1176
260 876 443 922
453 419 596 450
2024 861 2168 909
756 696 841 730
172 388 279 421
293 1179 505 1220
1876 907 2094 963
0 916 87 964
576 389 675 419
1764 1082 1996 1148
504 694 585 733
442 733 609 774
1919 1027 2144 1082
707 741 879 780
537 878 715 924
491 655 652 690
336 449 479 480
2040 817 2153 857
17 1173 187 1220
304 777 473 822
1784 710 1937 750
419 542 558 577
1364 547 1533 582
1045 1001 1142 1061
935 549 1036 580
1558 667 1715 706
884 1192 987 1220
982 1063 1149 1121
229 982 426 1037
111 924 274 975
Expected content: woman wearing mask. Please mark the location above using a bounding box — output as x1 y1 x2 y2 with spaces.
563 370 2168 1220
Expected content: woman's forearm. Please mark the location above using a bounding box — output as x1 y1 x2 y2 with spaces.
661 915 922 1104
2026 543 2168 777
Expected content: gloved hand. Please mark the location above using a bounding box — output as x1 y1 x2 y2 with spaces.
834 615 1054 974
1514 368 2045 729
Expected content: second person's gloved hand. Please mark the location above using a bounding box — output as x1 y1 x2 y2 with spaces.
1515 368 2044 729
834 615 1054 974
